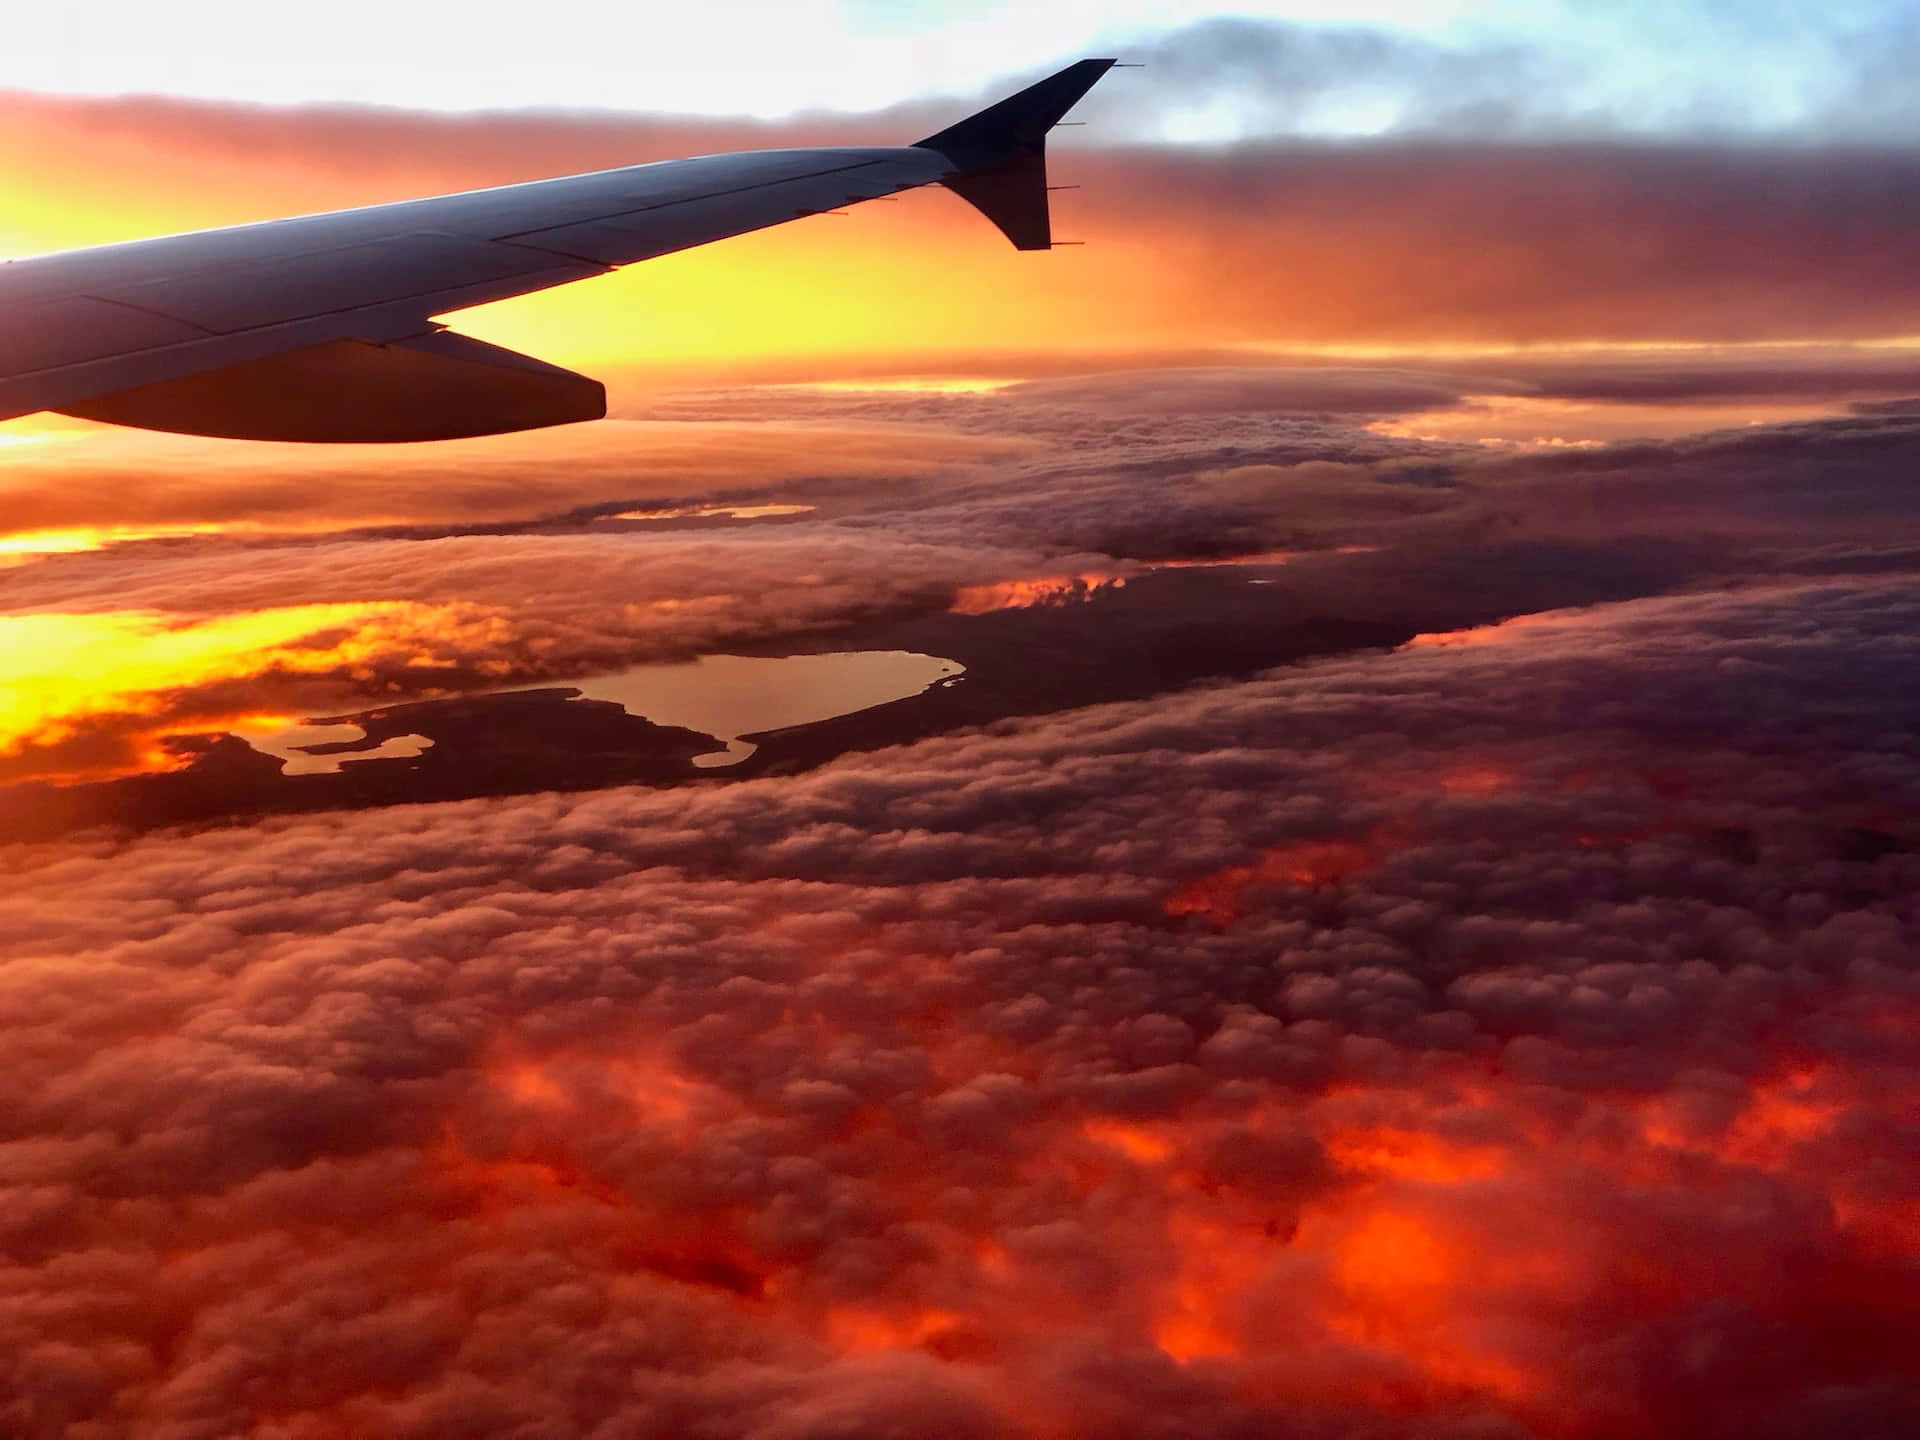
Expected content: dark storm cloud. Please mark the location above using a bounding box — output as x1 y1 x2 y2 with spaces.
1 575 1915 1436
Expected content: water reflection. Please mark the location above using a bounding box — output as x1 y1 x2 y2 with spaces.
230 721 434 776
233 651 963 774
577 651 963 767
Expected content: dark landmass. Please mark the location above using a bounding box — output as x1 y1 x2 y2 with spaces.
0 690 721 844
0 542 1704 842
737 541 1694 771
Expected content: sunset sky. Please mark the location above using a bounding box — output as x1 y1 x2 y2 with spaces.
2 5 1917 1439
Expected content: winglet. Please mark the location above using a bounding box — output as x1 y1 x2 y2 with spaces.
913 58 1116 251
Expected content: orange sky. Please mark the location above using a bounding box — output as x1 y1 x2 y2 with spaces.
0 90 1161 385
10 89 1920 405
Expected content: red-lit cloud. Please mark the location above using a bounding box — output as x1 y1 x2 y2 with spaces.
1 577 1914 1436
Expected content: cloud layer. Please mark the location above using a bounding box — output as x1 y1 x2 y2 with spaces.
8 364 1920 801
2 573 1915 1437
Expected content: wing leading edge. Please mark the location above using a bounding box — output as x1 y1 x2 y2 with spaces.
0 59 1116 443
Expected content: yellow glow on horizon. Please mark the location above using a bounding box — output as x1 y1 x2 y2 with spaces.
0 416 92 453
443 189 1180 377
0 603 504 778
0 523 251 563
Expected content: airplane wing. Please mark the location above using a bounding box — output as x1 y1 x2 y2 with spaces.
0 59 1114 443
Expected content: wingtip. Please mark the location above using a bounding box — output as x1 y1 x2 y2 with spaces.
913 57 1121 253
914 57 1118 170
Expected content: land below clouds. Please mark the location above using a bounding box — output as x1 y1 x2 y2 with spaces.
1 537 1706 843
11 362 1920 846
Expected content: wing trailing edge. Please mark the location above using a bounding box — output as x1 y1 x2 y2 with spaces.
914 58 1116 251
58 331 605 443
0 59 1118 442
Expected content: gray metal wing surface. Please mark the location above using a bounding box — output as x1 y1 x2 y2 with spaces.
0 59 1114 443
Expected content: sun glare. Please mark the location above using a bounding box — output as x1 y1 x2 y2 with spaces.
0 524 245 563
0 603 504 779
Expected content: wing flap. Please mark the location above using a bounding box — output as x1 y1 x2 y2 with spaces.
56 330 605 443
0 302 451 426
